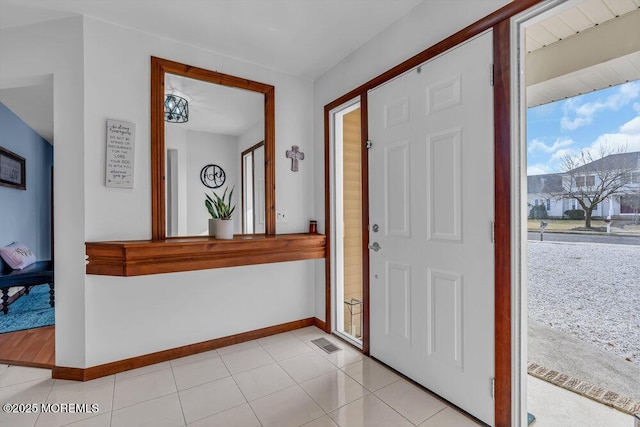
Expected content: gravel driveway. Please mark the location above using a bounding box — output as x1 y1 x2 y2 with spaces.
528 241 640 365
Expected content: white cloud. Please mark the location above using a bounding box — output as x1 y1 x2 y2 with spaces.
581 115 640 159
550 147 578 162
619 81 640 100
619 116 640 134
527 164 554 175
528 137 574 154
586 133 640 158
560 81 640 131
560 115 590 130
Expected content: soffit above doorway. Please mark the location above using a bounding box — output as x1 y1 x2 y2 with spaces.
525 0 640 53
525 0 640 107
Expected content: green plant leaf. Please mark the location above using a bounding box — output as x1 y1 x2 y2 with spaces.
204 185 236 220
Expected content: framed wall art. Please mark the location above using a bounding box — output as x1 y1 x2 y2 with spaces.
105 119 136 189
0 146 26 190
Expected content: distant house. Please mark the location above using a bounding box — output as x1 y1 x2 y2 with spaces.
527 173 564 217
527 152 640 219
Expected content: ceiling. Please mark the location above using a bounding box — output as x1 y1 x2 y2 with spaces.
0 0 426 80
525 0 640 107
4 0 639 140
0 0 429 144
165 74 263 136
0 77 53 144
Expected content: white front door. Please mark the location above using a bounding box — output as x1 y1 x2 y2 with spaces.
368 32 495 425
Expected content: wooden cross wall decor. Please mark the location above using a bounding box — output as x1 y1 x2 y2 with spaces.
286 145 304 172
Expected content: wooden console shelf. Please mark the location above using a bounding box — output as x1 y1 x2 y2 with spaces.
86 233 326 276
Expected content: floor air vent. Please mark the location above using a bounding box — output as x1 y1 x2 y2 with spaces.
311 338 341 354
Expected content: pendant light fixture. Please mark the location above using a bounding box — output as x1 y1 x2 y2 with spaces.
164 94 189 123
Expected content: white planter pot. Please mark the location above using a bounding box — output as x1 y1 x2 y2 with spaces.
214 218 234 239
208 218 216 236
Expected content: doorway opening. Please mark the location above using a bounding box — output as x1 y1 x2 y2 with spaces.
330 99 364 348
0 76 55 368
242 141 265 234
513 1 640 425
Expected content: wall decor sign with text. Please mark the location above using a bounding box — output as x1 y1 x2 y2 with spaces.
0 146 26 190
200 164 226 189
105 119 135 188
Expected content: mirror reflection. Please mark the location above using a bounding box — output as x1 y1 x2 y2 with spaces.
164 73 265 236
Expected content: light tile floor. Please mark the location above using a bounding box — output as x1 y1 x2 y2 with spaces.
0 326 482 427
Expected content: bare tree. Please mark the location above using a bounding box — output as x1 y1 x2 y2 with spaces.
557 144 636 228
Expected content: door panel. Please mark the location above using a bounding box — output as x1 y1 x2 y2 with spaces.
385 141 411 237
368 32 495 425
385 261 411 342
427 268 463 369
426 127 462 241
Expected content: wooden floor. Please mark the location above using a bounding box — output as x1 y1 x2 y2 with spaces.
0 326 55 368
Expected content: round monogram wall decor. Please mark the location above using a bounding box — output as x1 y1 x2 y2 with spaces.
200 164 226 189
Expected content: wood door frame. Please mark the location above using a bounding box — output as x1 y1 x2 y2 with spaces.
324 1 543 425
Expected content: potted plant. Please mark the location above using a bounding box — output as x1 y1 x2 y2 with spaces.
205 186 236 239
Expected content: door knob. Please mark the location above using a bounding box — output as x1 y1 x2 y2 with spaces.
368 242 381 252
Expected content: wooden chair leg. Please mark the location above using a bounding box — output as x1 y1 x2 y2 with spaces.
1 288 8 314
49 283 55 308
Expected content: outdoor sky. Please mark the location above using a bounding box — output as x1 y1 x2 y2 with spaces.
527 80 640 176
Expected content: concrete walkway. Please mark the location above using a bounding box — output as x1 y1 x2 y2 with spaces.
528 320 640 402
527 231 640 245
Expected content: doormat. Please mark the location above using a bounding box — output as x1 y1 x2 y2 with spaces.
528 362 640 416
0 285 54 334
311 338 341 354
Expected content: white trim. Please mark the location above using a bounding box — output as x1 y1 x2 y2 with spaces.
368 29 493 96
329 97 363 347
510 2 574 425
333 330 363 350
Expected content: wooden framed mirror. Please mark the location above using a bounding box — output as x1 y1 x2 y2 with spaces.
151 57 275 239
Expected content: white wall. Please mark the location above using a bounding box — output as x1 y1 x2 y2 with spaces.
0 102 53 261
186 130 240 235
86 261 315 366
1 14 316 368
83 18 314 242
0 17 86 367
81 17 315 366
238 119 264 153
312 0 511 321
165 125 188 235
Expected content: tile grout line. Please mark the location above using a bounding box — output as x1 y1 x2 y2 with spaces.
419 406 450 425
370 391 419 426
168 361 188 427
372 380 451 426
248 333 338 425
218 345 265 427
292 374 332 421
107 367 183 417
107 374 115 427
337 358 429 425
0 366 52 389
58 375 116 427
32 371 55 427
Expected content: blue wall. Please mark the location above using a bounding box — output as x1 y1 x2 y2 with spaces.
0 101 53 261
